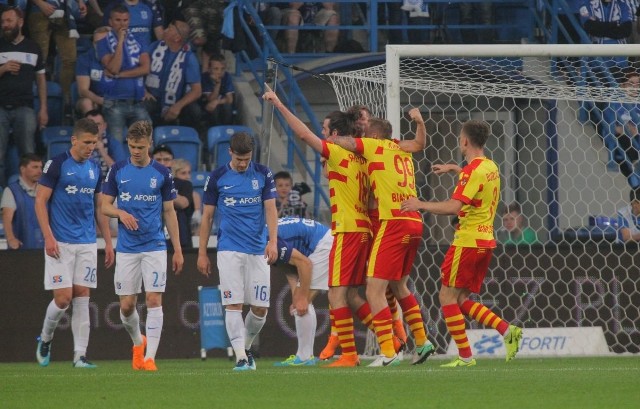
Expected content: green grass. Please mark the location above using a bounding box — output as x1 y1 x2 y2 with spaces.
1 356 639 409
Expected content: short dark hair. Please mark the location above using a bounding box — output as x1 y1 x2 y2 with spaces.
152 144 174 157
84 109 103 119
505 202 522 215
73 117 99 136
347 104 370 119
209 54 226 64
461 120 491 148
325 111 356 136
110 4 129 17
274 171 292 182
2 6 24 19
630 189 640 202
19 153 42 168
230 132 254 155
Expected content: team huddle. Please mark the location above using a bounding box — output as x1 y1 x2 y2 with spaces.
33 89 522 371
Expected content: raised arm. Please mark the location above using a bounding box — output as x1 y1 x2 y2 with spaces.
263 84 323 153
397 107 428 153
331 135 358 153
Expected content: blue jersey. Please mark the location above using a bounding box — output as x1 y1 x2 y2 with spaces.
76 46 108 97
39 152 102 244
145 41 201 111
97 30 146 100
103 0 163 49
276 217 329 262
611 101 640 128
203 162 276 254
201 71 235 98
102 159 176 253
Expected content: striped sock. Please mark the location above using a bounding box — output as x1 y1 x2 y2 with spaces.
461 300 509 335
328 307 338 336
372 308 395 358
442 303 472 359
355 303 375 332
398 294 427 346
332 307 357 357
386 287 401 320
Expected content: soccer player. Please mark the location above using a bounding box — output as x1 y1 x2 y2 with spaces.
197 132 278 371
263 87 373 367
101 120 184 371
272 217 333 366
401 120 523 367
331 109 435 366
34 118 115 368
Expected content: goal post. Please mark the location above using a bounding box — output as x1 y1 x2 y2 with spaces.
327 44 640 356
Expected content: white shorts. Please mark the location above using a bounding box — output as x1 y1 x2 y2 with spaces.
114 251 167 296
308 231 332 291
217 251 270 307
44 243 98 290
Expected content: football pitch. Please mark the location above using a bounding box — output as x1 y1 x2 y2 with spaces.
1 356 638 409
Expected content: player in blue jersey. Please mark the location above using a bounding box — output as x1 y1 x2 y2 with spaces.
272 217 332 367
197 132 278 371
34 118 115 369
101 120 184 371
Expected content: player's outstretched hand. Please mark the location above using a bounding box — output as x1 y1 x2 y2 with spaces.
262 83 280 106
173 251 184 275
401 197 425 213
408 107 423 122
432 163 462 175
197 254 211 277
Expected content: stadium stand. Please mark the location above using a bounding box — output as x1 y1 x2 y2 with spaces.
153 126 202 171
33 81 64 127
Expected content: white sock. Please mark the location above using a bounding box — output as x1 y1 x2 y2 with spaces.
71 297 90 362
41 300 68 343
145 307 163 360
244 309 267 350
225 309 247 361
120 309 143 346
294 304 316 360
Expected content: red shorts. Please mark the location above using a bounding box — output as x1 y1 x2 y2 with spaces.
367 219 423 281
440 245 493 293
328 232 371 287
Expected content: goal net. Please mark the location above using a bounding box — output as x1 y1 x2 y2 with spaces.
327 44 640 356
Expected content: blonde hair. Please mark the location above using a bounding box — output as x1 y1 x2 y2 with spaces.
127 120 153 142
172 158 191 179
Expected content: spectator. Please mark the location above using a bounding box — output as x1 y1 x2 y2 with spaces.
0 153 44 249
605 67 640 186
173 158 202 236
617 188 640 241
28 0 87 107
96 4 151 143
181 0 226 52
282 3 339 53
152 145 195 249
0 7 48 186
143 17 202 129
85 109 127 174
102 0 164 49
274 171 309 218
76 26 111 114
200 53 235 128
498 202 538 245
460 2 493 44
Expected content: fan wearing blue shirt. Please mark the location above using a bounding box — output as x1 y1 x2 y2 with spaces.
101 120 184 371
272 217 332 367
34 118 115 369
143 18 202 128
197 132 278 371
102 0 164 49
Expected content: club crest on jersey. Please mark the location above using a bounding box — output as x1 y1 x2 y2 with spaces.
89 168 95 180
252 179 259 190
150 177 157 188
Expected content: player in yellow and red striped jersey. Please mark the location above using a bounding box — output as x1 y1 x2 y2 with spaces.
401 120 523 367
263 87 372 367
332 108 435 366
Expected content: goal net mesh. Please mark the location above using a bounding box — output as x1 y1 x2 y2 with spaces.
327 49 640 357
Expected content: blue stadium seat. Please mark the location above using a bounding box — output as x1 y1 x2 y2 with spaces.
153 126 201 171
5 144 20 179
207 125 258 169
41 126 73 146
47 139 71 159
33 81 64 127
70 82 79 110
192 170 209 202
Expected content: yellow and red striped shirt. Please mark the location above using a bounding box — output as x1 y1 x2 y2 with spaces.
451 157 500 248
354 138 421 222
321 141 370 233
